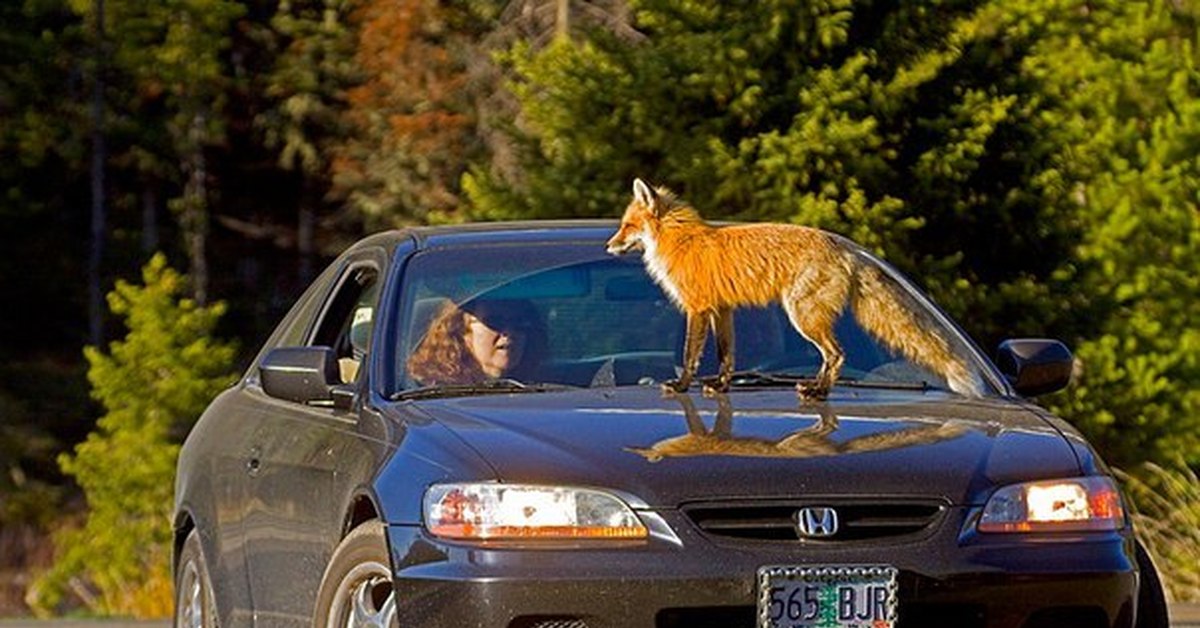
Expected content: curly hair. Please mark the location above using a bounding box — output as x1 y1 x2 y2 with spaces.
406 301 488 385
406 299 546 386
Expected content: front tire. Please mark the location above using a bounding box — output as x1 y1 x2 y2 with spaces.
312 520 397 628
175 528 218 628
1135 541 1169 628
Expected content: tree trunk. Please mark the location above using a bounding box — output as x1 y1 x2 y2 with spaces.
298 177 315 286
87 0 107 347
181 110 209 305
141 186 159 255
556 0 569 39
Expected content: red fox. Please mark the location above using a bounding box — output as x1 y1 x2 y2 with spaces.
606 178 983 400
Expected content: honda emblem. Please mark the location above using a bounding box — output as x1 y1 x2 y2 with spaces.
795 507 839 538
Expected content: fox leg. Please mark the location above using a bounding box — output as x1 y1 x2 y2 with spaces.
783 274 848 401
665 310 708 393
702 306 735 396
792 313 844 401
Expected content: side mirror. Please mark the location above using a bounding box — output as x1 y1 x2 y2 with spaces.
260 346 339 405
995 339 1073 397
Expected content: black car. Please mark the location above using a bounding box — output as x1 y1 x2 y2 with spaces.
172 221 1167 628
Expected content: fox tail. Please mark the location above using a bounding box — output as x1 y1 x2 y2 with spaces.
846 249 985 397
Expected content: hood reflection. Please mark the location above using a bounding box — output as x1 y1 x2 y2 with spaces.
625 391 970 462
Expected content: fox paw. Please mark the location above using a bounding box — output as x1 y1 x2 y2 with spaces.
701 377 730 397
661 379 689 394
796 381 829 402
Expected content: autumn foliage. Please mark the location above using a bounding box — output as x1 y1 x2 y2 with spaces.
332 0 476 225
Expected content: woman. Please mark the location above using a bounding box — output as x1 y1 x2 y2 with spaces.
407 298 545 385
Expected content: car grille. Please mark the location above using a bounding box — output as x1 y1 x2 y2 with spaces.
682 499 945 543
508 617 589 628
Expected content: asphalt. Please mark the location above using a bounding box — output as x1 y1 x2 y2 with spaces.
0 604 1197 626
1176 603 1200 627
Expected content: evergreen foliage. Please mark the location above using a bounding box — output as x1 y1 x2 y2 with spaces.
29 254 236 616
257 0 361 282
465 0 1200 468
70 0 246 303
1017 0 1200 468
464 0 1079 344
260 0 359 179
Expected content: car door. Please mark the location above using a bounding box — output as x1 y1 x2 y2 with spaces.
242 254 384 627
190 259 342 627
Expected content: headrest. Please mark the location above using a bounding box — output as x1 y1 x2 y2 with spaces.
349 306 373 354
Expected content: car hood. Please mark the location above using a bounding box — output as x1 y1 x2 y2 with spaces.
402 387 1081 507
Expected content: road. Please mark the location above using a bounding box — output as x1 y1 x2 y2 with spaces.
1177 604 1200 627
2 604 1199 627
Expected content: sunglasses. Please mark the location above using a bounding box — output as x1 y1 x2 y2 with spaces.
468 312 534 333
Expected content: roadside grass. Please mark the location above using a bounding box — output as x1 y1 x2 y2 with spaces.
1118 462 1200 603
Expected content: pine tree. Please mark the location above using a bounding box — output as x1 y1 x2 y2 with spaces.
259 0 359 284
68 0 246 303
30 254 236 616
1012 0 1200 467
464 0 1077 345
464 0 1200 467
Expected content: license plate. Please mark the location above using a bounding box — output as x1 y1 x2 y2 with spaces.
756 565 897 628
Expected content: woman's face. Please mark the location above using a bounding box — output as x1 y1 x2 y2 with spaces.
463 308 527 378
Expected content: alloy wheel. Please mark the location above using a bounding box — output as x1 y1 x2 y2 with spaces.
326 561 396 628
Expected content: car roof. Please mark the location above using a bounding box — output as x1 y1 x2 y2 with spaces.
348 220 621 256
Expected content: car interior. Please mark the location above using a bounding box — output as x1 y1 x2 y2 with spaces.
396 255 946 391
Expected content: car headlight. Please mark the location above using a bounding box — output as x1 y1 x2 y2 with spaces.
978 476 1126 533
423 483 648 540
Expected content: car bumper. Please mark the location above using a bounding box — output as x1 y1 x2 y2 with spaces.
386 509 1138 628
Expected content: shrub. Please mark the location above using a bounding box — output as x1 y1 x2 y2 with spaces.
28 254 236 617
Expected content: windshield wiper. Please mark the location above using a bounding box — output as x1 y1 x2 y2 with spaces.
835 379 933 391
724 370 810 387
723 371 933 391
390 378 576 401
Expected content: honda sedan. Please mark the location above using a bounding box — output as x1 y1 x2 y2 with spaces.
172 221 1167 628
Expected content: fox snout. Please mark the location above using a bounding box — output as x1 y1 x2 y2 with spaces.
606 231 640 255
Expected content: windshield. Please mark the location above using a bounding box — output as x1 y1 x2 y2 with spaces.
390 241 999 397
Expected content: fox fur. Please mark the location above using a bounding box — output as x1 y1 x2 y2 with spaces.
606 178 983 400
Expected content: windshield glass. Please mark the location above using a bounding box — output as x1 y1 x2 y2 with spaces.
390 242 998 396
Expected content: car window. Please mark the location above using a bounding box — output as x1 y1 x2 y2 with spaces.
314 265 380 384
244 260 343 383
392 243 995 395
276 261 343 348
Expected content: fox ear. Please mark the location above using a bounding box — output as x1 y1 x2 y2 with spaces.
632 178 658 208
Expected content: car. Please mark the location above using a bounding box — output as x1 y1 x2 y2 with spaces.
172 220 1168 628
